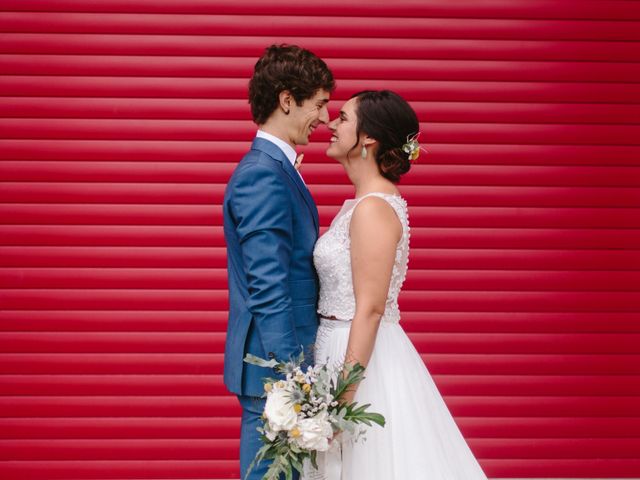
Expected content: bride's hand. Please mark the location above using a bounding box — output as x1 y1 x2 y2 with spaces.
338 384 356 405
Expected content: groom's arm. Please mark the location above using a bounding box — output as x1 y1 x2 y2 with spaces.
229 162 302 364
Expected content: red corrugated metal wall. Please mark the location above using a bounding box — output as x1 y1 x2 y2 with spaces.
1 1 640 478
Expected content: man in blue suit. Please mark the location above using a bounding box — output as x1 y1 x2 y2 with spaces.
223 44 335 479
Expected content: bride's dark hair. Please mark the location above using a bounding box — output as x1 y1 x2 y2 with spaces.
349 90 420 183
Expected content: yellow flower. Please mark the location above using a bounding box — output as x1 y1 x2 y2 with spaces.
302 383 311 393
294 404 302 413
264 383 273 393
402 132 422 162
290 427 301 438
275 380 285 389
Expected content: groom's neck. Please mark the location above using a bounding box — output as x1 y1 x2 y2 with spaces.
259 118 295 150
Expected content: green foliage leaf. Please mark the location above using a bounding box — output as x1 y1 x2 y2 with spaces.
244 353 278 369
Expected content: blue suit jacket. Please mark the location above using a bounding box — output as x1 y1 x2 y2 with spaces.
223 137 320 397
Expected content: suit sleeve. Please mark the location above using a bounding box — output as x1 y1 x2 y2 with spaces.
228 163 302 363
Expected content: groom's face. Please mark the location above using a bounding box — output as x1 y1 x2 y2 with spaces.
287 89 331 146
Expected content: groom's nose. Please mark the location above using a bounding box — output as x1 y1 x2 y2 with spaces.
318 104 330 124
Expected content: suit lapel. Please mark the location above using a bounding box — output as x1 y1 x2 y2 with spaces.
281 156 320 235
250 138 320 235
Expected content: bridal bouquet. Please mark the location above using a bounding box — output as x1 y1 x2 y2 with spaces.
243 351 385 480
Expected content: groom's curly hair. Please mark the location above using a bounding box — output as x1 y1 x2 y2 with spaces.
249 44 335 125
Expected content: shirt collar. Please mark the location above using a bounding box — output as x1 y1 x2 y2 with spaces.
256 130 297 167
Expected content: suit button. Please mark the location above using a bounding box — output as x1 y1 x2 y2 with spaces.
267 352 275 359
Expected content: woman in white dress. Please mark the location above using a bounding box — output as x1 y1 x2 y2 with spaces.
305 90 487 479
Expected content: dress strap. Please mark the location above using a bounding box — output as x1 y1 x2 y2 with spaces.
352 192 409 236
354 192 398 203
354 192 407 216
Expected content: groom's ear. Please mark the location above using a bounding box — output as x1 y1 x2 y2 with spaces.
278 90 293 115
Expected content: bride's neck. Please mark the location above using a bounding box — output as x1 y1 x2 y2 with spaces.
347 164 391 198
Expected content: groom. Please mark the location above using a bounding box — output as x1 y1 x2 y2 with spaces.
223 44 335 479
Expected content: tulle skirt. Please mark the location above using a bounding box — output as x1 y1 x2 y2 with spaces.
302 318 487 480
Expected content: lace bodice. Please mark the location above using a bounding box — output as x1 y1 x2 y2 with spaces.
313 192 410 324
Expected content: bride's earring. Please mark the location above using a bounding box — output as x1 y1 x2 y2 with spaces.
361 144 367 159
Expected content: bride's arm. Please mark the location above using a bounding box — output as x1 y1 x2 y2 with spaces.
341 196 402 403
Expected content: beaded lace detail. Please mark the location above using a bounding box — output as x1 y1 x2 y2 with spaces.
313 193 410 324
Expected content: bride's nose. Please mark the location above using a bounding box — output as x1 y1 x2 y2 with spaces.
328 118 338 131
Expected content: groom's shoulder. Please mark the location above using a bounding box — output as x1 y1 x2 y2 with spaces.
232 148 284 180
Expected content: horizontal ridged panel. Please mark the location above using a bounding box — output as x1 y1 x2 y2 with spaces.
4 162 640 187
3 230 640 250
0 56 640 84
0 13 639 41
1 244 639 271
2 204 639 228
1 460 640 480
2 0 640 20
5 33 640 62
3 332 640 354
3 267 640 291
4 119 639 145
3 183 640 208
1 374 640 396
3 353 640 375
3 77 639 103
0 460 238 480
2 395 640 417
4 98 640 124
3 55 640 82
2 1 639 478
2 311 639 333
2 289 640 311
1 417 639 439
4 140 640 165
2 438 640 460
1 459 640 480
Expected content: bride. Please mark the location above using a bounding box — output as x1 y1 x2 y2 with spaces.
304 90 488 479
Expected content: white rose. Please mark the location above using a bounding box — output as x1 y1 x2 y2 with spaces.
294 410 334 452
264 389 298 432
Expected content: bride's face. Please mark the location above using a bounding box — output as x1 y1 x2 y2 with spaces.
326 97 360 161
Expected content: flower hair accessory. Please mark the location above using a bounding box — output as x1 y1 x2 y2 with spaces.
402 132 423 161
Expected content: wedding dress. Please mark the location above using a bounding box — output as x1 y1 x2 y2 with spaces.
303 192 487 480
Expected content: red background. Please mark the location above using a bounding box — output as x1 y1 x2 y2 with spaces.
1 1 640 478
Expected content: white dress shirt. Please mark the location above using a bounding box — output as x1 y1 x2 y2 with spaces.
256 130 304 183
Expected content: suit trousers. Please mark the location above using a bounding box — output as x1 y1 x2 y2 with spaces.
238 395 300 480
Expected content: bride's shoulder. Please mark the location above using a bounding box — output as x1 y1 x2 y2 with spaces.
354 192 407 215
350 194 403 240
